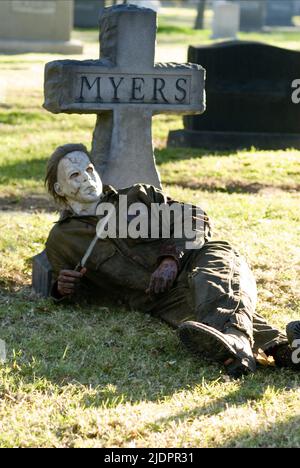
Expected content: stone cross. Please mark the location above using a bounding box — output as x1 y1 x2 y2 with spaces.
44 4 205 189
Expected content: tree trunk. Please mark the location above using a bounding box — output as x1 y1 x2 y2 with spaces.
195 0 207 30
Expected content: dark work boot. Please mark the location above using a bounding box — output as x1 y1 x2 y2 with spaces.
178 321 256 378
269 321 300 370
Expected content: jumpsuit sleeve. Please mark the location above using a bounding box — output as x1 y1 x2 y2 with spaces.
45 225 74 302
119 184 212 271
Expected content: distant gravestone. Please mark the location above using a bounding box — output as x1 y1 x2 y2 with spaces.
265 0 294 27
212 1 240 39
0 0 83 54
237 0 266 31
74 0 105 28
32 4 205 296
168 41 300 150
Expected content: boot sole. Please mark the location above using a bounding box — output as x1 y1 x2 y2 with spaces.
178 321 256 376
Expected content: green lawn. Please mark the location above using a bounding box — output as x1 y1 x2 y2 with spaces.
0 8 300 448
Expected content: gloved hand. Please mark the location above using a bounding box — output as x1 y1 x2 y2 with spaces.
57 267 87 297
146 257 178 295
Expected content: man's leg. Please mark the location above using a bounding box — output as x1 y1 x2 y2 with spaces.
185 241 257 340
177 241 285 376
252 313 287 354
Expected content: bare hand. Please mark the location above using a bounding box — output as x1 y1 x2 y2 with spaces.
146 258 178 296
57 268 87 297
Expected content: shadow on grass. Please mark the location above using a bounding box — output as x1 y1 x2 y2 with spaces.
166 180 300 194
138 370 300 447
155 148 235 165
0 111 50 125
0 158 46 183
1 296 299 413
0 195 56 213
0 149 217 185
0 298 224 404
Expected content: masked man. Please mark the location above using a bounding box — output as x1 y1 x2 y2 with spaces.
44 143 300 378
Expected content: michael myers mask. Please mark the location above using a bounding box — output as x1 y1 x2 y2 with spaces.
54 151 103 206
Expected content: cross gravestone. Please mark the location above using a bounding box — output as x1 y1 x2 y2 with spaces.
33 4 205 296
44 4 205 189
0 0 83 54
168 41 300 151
212 1 240 40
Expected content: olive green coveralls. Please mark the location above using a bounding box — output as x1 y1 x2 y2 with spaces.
46 184 287 354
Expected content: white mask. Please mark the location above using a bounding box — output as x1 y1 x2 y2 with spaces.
54 151 103 215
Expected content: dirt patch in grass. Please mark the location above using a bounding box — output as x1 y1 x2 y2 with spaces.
0 274 30 296
0 195 56 213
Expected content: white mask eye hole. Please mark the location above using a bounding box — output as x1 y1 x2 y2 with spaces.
86 166 94 174
70 172 79 179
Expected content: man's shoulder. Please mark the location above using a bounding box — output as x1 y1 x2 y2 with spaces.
46 211 79 240
46 220 66 245
103 183 165 205
103 183 158 195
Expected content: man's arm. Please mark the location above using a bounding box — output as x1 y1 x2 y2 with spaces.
46 226 86 301
119 184 211 296
124 182 211 263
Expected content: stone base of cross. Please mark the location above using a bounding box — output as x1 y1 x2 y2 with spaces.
43 4 205 189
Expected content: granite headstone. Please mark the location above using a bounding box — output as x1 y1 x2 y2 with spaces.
0 0 83 54
168 41 300 150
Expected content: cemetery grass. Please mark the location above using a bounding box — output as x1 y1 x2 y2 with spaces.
1 94 300 449
1 50 300 448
